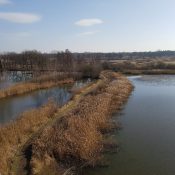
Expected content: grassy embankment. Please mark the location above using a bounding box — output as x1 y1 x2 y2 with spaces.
0 71 133 175
17 71 133 175
0 73 74 99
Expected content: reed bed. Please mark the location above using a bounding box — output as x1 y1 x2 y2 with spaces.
0 71 133 175
0 77 99 175
0 72 74 99
30 72 75 83
0 101 57 175
27 71 133 175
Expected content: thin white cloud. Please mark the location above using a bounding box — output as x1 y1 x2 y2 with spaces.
0 0 11 5
78 31 99 36
0 12 41 23
0 32 31 38
75 18 103 27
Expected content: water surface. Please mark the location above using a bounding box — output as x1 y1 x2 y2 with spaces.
86 75 175 175
0 86 71 124
0 72 90 124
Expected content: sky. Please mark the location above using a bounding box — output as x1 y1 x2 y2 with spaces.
1 0 175 52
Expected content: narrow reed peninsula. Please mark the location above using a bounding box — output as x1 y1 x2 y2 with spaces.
1 1 175 174
0 73 74 99
0 71 133 175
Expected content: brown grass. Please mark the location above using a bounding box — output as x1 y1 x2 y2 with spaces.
111 58 175 75
0 76 99 175
0 73 74 99
27 71 133 175
30 72 74 83
0 101 57 175
0 71 133 175
122 69 175 75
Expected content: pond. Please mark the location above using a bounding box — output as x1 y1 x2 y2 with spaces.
85 75 175 175
0 71 91 124
0 86 71 124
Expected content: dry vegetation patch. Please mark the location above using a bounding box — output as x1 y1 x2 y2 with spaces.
0 71 133 175
0 101 57 175
25 71 133 175
0 75 98 175
0 73 74 99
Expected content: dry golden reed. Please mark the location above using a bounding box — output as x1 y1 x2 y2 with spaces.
0 71 133 175
28 71 133 175
0 101 57 175
0 72 74 99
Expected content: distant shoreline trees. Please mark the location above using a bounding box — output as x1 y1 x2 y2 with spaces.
1 50 175 76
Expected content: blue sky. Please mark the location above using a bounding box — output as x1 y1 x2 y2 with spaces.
1 0 175 52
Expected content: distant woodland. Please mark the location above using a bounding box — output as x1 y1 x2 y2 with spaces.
1 50 175 75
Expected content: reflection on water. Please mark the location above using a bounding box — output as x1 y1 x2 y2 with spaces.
0 71 33 89
0 86 71 124
134 75 175 86
85 75 175 175
0 71 91 124
72 78 91 89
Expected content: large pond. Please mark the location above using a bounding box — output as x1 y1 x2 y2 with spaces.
0 72 91 124
86 75 175 175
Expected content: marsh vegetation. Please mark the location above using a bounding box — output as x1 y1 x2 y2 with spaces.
1 50 175 175
0 71 133 175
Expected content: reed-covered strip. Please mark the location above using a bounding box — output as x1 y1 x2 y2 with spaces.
0 73 74 99
25 71 133 175
0 76 98 175
0 101 57 175
0 71 133 175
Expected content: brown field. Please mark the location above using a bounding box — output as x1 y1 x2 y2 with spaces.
109 58 175 75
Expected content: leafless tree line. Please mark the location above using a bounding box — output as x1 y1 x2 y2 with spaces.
0 50 103 78
0 50 73 72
